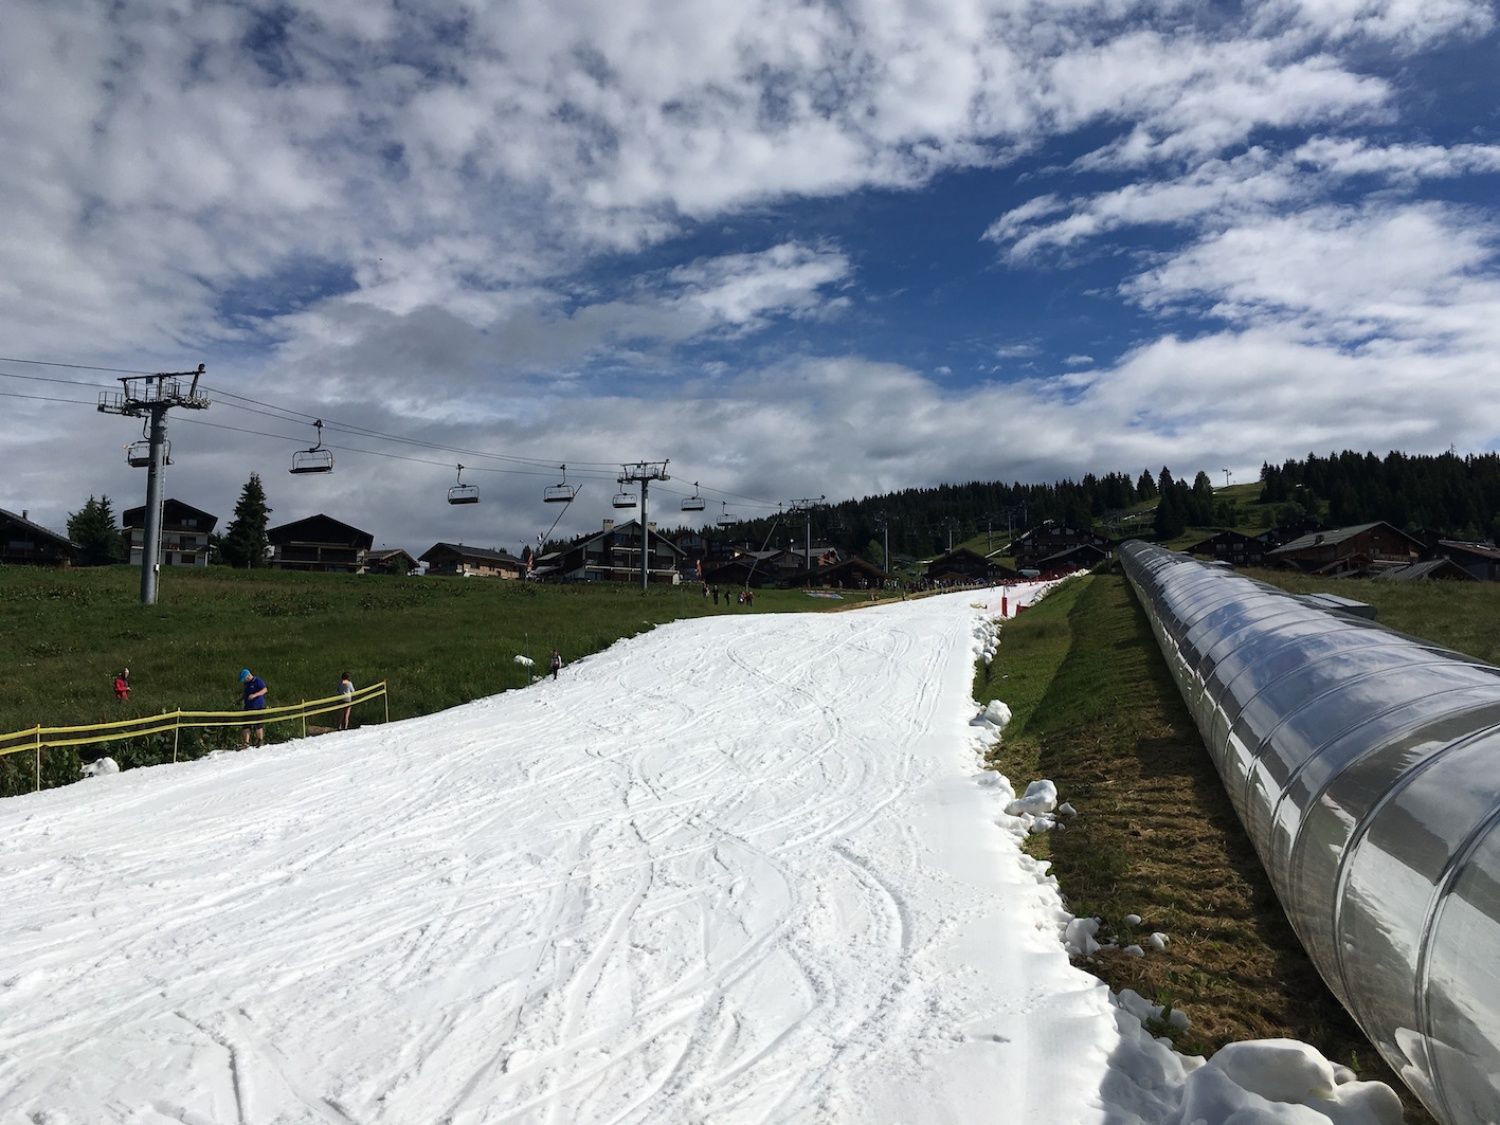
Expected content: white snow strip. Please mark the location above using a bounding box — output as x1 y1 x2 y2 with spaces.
0 582 1397 1124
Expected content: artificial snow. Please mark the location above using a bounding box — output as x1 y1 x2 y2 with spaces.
1149 932 1170 951
512 654 534 667
0 581 1401 1124
1004 777 1058 817
1168 1040 1404 1125
79 757 119 777
1058 800 1077 817
1124 912 1143 927
977 699 1013 729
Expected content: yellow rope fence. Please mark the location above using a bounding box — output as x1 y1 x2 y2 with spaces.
0 682 389 794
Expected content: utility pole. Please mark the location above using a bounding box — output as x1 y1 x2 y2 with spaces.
1222 468 1232 489
621 461 670 591
97 365 209 605
876 513 891 575
787 496 825 575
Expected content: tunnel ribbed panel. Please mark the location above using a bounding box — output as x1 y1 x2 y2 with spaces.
1119 541 1500 1125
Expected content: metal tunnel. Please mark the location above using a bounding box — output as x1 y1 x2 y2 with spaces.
1119 540 1500 1125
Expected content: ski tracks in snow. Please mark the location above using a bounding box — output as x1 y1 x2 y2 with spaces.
0 586 1089 1124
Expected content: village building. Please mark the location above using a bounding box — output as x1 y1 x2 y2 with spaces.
365 548 419 576
267 514 374 573
925 547 1012 584
786 556 892 590
1437 540 1500 582
702 549 785 588
535 519 685 584
1184 529 1268 569
418 543 525 578
121 498 217 567
0 508 78 566
1011 524 1112 567
1265 521 1424 577
1035 542 1110 574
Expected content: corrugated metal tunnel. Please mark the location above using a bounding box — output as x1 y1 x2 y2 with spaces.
1119 540 1500 1125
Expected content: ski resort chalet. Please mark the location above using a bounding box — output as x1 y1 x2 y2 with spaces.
122 498 217 567
267 514 374 573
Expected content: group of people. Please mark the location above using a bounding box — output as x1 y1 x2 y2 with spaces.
700 584 754 608
236 668 358 747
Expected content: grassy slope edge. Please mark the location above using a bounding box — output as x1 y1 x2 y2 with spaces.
979 572 1433 1123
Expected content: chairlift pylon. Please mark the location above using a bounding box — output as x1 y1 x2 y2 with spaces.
681 482 705 512
448 463 480 505
543 464 577 504
290 419 334 475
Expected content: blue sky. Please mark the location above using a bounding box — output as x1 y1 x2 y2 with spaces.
2 0 1499 553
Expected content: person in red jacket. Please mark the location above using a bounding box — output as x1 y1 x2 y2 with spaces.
113 668 130 702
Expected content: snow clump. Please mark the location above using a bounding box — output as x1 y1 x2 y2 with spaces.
1148 932 1169 951
1123 913 1142 927
977 700 1012 729
1167 1039 1404 1125
1005 779 1057 817
513 655 534 668
80 758 119 778
1065 916 1102 957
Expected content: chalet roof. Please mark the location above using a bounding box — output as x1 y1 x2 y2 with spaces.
367 547 418 566
122 498 218 529
1268 522 1421 556
418 542 525 565
0 507 78 549
1036 543 1109 568
1186 529 1260 551
1439 540 1500 562
267 514 374 548
560 520 687 557
929 547 989 565
1377 559 1475 582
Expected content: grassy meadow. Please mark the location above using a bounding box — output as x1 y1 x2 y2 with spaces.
0 564 863 795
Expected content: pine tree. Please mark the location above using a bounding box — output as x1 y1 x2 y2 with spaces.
66 495 126 566
220 474 272 567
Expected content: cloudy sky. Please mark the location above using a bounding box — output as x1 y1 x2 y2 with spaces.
3 0 1498 554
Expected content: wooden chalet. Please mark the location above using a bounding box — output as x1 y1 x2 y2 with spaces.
0 508 78 566
122 498 217 567
1438 540 1500 582
267 514 374 573
537 519 685 584
1184 530 1267 569
1266 521 1423 577
365 548 419 576
786 556 892 590
1035 542 1110 574
419 543 525 578
702 550 784 588
925 547 1009 584
1011 524 1112 567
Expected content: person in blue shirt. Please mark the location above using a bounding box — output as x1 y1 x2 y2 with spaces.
240 668 268 747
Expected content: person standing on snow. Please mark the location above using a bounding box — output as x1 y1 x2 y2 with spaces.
240 668 268 747
549 649 563 680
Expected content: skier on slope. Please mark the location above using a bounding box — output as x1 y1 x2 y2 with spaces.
549 649 563 680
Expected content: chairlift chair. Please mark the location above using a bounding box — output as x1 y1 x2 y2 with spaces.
125 439 172 467
543 464 578 504
448 463 480 505
290 419 334 474
716 501 735 526
612 478 638 509
681 482 706 512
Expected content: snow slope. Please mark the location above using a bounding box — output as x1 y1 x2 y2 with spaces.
1 586 1398 1124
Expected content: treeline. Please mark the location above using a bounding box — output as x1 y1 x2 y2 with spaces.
1260 451 1500 541
713 469 1178 562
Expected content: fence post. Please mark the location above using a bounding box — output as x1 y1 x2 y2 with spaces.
34 725 42 793
384 687 390 724
173 712 181 763
301 703 307 739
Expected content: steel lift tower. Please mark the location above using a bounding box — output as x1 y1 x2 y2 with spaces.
620 461 671 591
98 365 210 605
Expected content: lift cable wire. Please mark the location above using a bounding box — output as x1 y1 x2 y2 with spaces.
5 355 790 511
0 390 97 406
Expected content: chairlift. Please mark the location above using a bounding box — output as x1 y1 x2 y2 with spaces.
125 439 172 468
543 464 577 504
447 463 480 505
681 482 706 512
612 478 638 510
716 501 735 526
290 419 334 475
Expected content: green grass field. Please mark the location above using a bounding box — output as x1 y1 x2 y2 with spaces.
0 565 868 794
